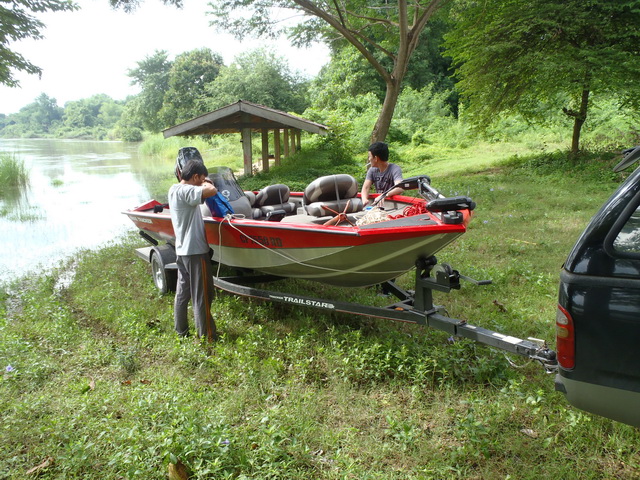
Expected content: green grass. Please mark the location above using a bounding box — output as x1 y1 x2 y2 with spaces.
0 152 28 190
2 146 640 479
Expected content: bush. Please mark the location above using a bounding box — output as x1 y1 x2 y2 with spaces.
118 127 143 142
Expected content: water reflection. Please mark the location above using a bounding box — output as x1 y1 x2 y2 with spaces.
0 185 40 222
0 138 173 281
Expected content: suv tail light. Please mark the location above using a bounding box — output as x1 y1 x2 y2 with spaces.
556 304 575 369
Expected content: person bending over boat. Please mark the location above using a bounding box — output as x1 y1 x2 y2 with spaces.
360 141 404 205
168 159 219 342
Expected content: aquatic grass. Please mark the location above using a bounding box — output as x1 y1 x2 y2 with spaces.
0 152 28 190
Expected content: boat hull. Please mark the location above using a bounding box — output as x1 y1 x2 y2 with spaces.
124 197 470 287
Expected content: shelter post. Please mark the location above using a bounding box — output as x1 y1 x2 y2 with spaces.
274 129 281 166
283 129 290 157
290 129 297 153
241 128 253 175
296 129 301 152
261 129 269 172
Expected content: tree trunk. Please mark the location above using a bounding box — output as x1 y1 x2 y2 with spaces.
371 76 404 143
570 88 590 156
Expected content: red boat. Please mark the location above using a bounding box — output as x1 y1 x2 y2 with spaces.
123 168 475 287
124 167 559 373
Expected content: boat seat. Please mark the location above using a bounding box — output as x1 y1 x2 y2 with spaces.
200 203 213 218
251 184 296 221
303 174 364 217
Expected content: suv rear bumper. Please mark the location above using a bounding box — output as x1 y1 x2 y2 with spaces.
555 374 640 427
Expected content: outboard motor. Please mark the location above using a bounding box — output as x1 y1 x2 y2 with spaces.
175 147 204 181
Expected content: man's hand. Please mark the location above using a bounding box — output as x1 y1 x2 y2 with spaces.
202 181 217 199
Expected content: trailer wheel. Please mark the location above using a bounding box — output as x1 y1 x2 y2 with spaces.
151 251 177 294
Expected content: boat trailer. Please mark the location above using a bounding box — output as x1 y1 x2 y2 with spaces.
214 256 558 373
136 241 557 373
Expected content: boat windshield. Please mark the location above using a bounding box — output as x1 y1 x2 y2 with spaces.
208 166 246 202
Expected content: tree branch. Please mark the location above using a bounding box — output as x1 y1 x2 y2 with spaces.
292 0 392 83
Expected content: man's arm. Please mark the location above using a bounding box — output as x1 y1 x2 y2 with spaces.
201 181 218 199
361 178 373 204
385 186 404 198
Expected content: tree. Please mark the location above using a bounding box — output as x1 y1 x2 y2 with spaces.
158 48 223 126
307 47 383 112
127 50 173 132
444 0 640 154
308 18 456 114
22 93 63 133
107 0 181 12
205 49 308 113
56 94 117 136
0 0 77 87
208 0 449 142
0 93 63 135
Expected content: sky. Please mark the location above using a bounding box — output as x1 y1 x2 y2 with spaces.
0 0 330 115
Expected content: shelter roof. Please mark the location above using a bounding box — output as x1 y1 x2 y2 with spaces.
163 100 329 138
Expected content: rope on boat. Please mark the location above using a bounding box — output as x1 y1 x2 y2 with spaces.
215 214 403 277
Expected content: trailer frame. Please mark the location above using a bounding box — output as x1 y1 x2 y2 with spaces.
135 243 558 372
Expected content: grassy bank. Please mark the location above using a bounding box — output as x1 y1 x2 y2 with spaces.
2 148 640 479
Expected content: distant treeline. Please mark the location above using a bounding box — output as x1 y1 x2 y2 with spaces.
0 40 459 146
1 36 637 154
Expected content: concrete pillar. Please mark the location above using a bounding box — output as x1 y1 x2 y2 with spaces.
241 128 252 176
283 128 290 157
274 129 281 166
261 128 269 173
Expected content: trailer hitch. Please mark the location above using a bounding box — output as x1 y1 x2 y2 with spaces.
411 256 558 373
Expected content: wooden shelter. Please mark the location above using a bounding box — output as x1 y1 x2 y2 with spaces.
163 100 330 176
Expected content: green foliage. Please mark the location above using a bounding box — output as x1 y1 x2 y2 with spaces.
305 92 381 154
207 0 449 141
444 0 640 151
126 50 172 133
115 125 143 142
0 0 77 87
159 48 224 126
61 94 124 137
0 93 63 137
307 47 384 110
206 48 309 114
0 93 124 140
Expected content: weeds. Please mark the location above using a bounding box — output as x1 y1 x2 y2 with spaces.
0 152 28 190
3 147 640 479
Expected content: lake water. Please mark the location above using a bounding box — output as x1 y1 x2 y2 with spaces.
0 139 172 282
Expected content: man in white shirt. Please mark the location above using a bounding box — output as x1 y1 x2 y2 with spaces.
168 159 218 341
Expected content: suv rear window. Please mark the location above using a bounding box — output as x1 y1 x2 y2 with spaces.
613 205 640 254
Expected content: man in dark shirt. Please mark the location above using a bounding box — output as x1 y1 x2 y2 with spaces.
360 142 403 205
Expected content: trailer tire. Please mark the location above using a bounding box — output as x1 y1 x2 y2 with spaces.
151 250 177 294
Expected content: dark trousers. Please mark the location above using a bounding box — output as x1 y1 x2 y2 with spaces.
174 253 217 341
